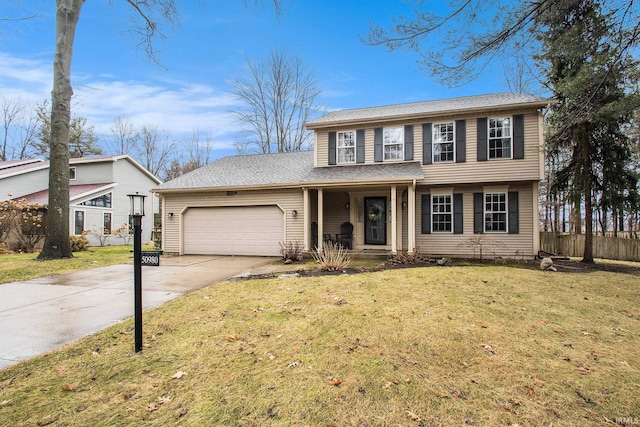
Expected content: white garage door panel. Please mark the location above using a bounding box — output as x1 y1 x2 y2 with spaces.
183 206 283 256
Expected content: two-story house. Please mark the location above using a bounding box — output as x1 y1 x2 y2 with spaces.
155 93 549 258
0 155 161 246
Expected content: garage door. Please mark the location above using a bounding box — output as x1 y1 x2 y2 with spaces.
183 206 284 256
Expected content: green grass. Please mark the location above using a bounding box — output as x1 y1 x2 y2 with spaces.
0 245 153 284
0 264 638 426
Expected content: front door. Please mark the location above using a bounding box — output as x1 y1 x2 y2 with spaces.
364 197 386 245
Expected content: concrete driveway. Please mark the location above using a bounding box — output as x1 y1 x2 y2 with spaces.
0 255 287 370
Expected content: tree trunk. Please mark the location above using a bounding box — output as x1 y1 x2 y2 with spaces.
37 0 84 260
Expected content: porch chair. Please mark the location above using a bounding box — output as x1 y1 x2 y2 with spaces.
336 221 354 250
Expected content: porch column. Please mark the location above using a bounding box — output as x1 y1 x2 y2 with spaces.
318 188 324 253
408 183 416 254
391 185 397 255
303 187 310 251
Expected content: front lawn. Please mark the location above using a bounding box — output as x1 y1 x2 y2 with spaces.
0 264 638 426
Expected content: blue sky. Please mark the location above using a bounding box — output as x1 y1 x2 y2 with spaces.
0 0 511 161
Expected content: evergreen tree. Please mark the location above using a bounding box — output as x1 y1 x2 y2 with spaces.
536 0 640 262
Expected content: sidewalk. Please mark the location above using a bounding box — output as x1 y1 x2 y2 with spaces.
0 255 292 369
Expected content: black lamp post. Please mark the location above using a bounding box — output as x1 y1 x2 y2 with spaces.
128 192 146 353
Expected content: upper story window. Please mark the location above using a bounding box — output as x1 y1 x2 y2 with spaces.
485 192 507 232
433 122 455 162
337 131 356 164
69 167 76 180
383 127 404 161
489 118 512 159
80 192 112 208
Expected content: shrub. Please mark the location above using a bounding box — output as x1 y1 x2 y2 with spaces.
70 232 89 252
312 241 352 271
0 198 46 253
114 223 133 245
279 240 304 262
89 227 111 247
388 247 431 265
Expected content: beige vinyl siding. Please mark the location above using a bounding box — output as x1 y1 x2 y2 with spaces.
421 111 542 185
415 182 536 258
312 110 543 185
322 191 350 237
162 188 304 254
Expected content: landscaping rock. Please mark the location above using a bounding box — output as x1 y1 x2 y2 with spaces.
540 257 557 271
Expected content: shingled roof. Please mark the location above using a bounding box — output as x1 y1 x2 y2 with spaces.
155 151 423 192
307 93 549 128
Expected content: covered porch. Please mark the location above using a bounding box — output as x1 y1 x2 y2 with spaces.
301 183 417 255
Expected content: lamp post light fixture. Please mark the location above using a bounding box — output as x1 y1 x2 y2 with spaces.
127 192 146 353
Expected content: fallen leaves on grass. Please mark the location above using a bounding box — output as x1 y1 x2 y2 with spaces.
147 402 158 412
56 365 68 374
62 384 76 392
171 371 186 379
407 411 422 422
327 378 342 386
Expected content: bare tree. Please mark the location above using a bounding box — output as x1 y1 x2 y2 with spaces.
230 49 320 154
364 0 640 88
39 0 280 259
107 115 139 155
138 124 174 178
186 128 214 168
0 97 38 161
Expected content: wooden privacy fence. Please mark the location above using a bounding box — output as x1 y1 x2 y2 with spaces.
540 232 640 262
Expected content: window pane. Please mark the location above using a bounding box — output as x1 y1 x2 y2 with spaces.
433 122 454 162
488 118 512 159
74 211 84 235
337 131 356 164
432 195 452 232
383 127 404 161
103 213 112 234
484 193 507 232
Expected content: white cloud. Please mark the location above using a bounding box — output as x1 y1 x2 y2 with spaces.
0 52 244 156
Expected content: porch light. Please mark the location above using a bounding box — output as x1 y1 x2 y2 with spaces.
168 212 174 219
402 201 408 209
127 192 146 217
292 210 298 217
345 202 350 210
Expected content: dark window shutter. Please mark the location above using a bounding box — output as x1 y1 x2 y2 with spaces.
356 129 365 163
404 125 414 161
473 192 484 234
455 120 466 163
453 193 463 234
422 123 432 165
328 132 336 165
477 118 488 161
374 127 383 162
513 114 524 159
421 194 431 234
508 191 519 234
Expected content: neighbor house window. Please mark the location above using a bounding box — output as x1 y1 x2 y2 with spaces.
383 127 404 161
489 118 512 159
69 167 76 180
433 122 455 162
432 195 452 232
103 212 112 234
74 210 85 235
80 192 112 208
485 193 507 232
337 131 356 164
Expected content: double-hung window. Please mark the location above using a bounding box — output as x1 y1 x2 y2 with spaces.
485 193 507 232
433 122 455 162
432 195 452 232
383 127 404 161
74 210 85 235
337 131 356 164
488 118 511 159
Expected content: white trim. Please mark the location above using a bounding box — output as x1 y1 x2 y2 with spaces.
383 126 404 161
432 121 456 163
488 116 513 160
483 192 508 233
336 130 356 164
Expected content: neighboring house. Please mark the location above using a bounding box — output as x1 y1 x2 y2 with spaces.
0 155 161 246
155 93 550 258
